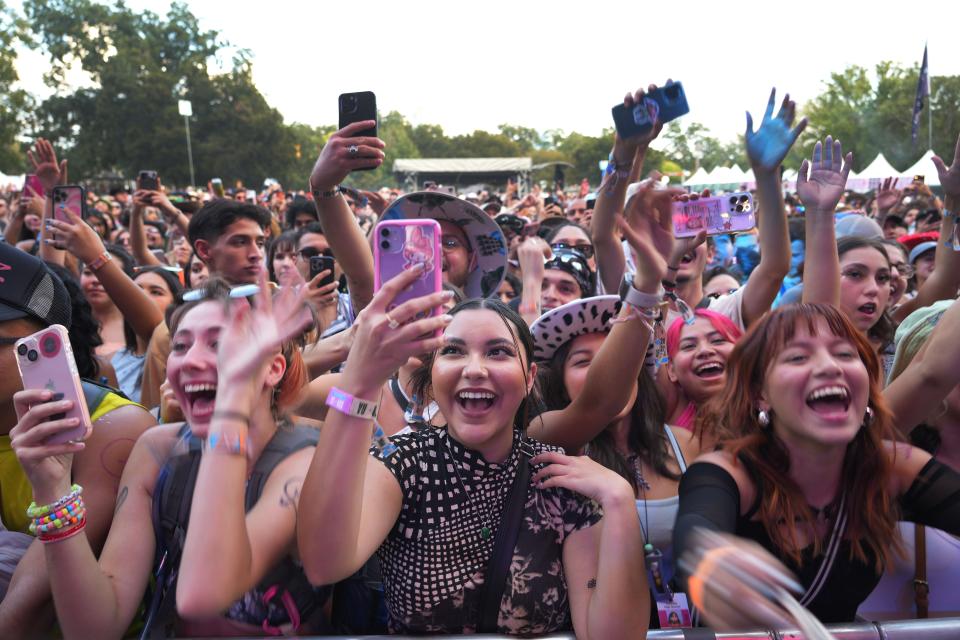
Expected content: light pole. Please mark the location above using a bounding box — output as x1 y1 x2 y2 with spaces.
178 100 195 187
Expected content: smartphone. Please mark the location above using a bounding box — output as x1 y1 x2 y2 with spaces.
913 175 925 184
22 174 45 202
51 185 86 223
612 81 690 139
15 325 92 445
309 255 337 287
138 170 160 191
211 178 225 197
338 91 378 171
672 192 756 238
374 219 442 329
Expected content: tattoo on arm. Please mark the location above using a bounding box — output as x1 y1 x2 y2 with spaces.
113 486 129 516
279 477 303 513
586 578 597 589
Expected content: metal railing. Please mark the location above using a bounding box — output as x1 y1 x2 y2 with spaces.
212 617 960 639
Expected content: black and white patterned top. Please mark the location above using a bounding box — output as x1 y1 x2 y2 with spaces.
370 428 602 635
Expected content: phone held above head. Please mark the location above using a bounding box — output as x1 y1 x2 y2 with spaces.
339 91 379 172
672 192 756 238
612 81 690 140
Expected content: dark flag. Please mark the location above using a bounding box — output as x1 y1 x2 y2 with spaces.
911 45 929 145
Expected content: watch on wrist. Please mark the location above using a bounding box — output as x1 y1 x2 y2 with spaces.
619 274 663 310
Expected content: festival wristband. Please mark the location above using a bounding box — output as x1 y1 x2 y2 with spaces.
619 276 664 310
310 184 342 200
205 430 248 457
87 251 112 271
326 386 379 419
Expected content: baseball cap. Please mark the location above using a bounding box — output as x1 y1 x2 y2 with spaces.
0 243 72 327
834 214 883 240
908 241 937 264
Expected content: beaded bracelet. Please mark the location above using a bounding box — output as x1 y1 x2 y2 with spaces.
27 484 83 519
38 517 87 544
31 499 86 535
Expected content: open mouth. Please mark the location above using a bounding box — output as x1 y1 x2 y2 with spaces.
805 385 851 417
456 389 497 415
680 252 695 265
857 302 877 316
183 382 218 419
694 361 725 379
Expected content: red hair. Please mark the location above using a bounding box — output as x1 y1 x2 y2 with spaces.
666 309 742 359
697 303 902 570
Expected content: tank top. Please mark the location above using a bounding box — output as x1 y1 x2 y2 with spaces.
636 425 688 587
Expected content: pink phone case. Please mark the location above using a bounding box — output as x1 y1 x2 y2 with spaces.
15 325 92 444
374 219 443 327
672 192 756 238
22 174 45 201
52 185 85 223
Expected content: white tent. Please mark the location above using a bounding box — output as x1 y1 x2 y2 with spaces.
902 150 940 186
856 153 901 180
708 165 749 185
0 172 24 190
685 166 711 186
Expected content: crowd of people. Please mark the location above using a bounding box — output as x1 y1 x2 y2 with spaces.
0 83 959 639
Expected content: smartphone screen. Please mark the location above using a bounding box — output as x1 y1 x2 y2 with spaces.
52 185 85 223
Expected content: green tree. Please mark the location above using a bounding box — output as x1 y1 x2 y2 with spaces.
0 1 31 172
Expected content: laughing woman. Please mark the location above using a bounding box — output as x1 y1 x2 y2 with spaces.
673 303 960 629
298 266 648 638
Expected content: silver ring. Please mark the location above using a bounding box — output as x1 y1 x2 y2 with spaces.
348 144 359 157
384 312 400 330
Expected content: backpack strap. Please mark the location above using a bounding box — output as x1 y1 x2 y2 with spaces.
244 424 319 507
914 524 929 618
80 379 112 415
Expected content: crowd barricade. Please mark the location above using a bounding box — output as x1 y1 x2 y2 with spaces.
210 616 960 640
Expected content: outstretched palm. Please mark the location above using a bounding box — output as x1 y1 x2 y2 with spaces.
932 133 960 200
797 136 853 214
619 182 684 285
27 139 67 193
745 89 807 174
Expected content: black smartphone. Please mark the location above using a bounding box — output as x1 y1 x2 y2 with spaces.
338 92 378 173
138 170 160 191
310 255 336 287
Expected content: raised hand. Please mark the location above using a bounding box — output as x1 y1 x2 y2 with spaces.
617 181 686 292
309 121 385 192
796 136 853 215
875 177 902 214
745 89 807 175
516 236 551 284
932 132 960 201
11 389 89 502
611 83 668 163
44 204 107 262
28 139 68 193
339 266 454 396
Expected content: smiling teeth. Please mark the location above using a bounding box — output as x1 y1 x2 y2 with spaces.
184 383 217 393
459 391 494 400
807 386 849 402
695 362 723 374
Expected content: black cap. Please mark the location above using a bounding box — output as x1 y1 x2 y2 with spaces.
0 244 72 328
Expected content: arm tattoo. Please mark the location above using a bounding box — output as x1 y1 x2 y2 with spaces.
586 578 597 589
279 477 303 513
113 485 129 516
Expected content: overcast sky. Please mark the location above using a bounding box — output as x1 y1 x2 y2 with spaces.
11 0 957 151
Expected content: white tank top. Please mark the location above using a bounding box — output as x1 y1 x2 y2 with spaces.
635 425 687 585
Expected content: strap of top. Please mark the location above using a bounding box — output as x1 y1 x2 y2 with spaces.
388 377 409 412
662 424 687 473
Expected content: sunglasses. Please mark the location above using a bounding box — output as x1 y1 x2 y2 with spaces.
182 284 260 302
551 242 594 259
298 247 334 260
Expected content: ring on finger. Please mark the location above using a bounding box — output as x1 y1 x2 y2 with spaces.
384 311 400 330
348 144 359 157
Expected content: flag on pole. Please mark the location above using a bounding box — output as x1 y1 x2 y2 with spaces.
911 45 929 145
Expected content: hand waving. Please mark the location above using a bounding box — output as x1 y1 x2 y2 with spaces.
617 181 686 292
797 136 853 215
932 132 960 201
875 177 902 213
27 139 68 193
745 89 807 175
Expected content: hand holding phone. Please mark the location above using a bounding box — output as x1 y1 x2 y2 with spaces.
374 220 443 332
672 192 756 238
22 174 45 204
309 95 385 191
612 81 689 140
51 185 86 223
138 170 160 191
309 255 337 287
15 325 92 446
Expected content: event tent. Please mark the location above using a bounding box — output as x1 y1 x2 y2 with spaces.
685 166 710 186
393 158 532 191
902 150 940 186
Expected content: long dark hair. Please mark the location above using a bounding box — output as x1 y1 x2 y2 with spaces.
410 297 539 433
123 266 183 352
267 231 298 284
837 235 895 349
538 336 673 492
44 263 102 380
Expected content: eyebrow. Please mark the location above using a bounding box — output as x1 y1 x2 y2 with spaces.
843 262 889 272
443 336 515 348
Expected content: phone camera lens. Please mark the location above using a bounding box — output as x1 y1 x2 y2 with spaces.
380 228 390 237
380 240 390 250
729 197 738 205
735 205 743 212
27 350 39 362
17 344 27 356
342 95 359 114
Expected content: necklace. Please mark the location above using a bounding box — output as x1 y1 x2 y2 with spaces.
628 454 652 492
443 434 503 540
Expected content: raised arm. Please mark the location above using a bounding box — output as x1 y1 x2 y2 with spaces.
885 297 960 432
27 139 69 266
592 85 666 294
128 192 163 267
531 182 678 452
308 120 383 314
741 90 806 326
891 133 960 323
46 206 162 345
10 392 171 639
177 278 316 617
516 236 551 325
798 136 853 306
298 267 451 585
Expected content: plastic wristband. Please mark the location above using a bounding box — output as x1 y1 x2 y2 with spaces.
310 185 342 200
37 517 86 544
326 387 379 419
619 276 664 311
87 251 112 271
205 430 248 457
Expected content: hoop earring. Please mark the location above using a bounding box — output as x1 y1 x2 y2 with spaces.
862 406 874 427
757 409 770 428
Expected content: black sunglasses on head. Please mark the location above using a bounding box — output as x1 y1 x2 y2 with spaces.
551 241 594 259
298 247 334 260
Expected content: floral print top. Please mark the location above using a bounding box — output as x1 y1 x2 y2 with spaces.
371 428 602 635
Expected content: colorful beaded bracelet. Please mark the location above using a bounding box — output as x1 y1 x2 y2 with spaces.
26 484 83 519
37 517 87 544
30 497 85 534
